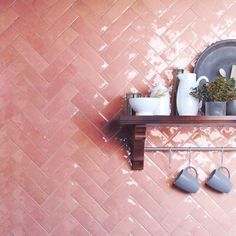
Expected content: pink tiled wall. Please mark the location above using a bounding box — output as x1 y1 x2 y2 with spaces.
1 0 236 235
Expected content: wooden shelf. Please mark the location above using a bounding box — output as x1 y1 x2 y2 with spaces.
120 115 236 126
120 115 236 170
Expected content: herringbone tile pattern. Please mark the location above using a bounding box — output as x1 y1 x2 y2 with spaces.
1 0 236 235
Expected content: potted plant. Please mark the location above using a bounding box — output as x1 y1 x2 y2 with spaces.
190 76 236 115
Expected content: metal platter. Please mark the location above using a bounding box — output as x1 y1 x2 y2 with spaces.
194 39 236 82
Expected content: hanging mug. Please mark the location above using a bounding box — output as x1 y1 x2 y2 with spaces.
206 166 232 193
173 166 200 193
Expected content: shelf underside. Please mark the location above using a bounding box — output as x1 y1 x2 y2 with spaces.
120 115 236 127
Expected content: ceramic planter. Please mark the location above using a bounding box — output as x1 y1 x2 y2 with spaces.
227 100 236 115
205 102 226 116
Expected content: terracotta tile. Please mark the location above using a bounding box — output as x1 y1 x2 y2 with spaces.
103 179 138 212
71 74 108 112
0 0 15 12
83 0 115 16
71 56 108 95
102 8 138 44
110 216 138 235
191 1 219 23
71 36 108 72
101 65 139 101
132 169 168 204
71 130 109 169
44 65 77 100
43 6 79 44
84 12 110 35
12 113 45 145
72 185 109 223
11 74 47 110
41 46 77 82
0 26 18 51
22 0 51 16
143 0 166 17
191 206 226 236
12 186 48 222
42 83 78 119
13 0 49 34
0 160 15 185
71 224 90 236
103 0 136 23
71 92 107 128
0 8 18 33
42 139 78 176
13 170 48 205
71 148 109 186
21 101 48 130
50 215 78 236
8 122 48 166
102 164 131 194
0 46 18 71
161 28 198 65
13 18 48 54
171 215 199 236
42 0 76 25
161 196 198 232
42 102 78 140
163 9 197 44
72 18 107 52
41 121 77 156
43 27 78 63
0 81 17 108
23 65 49 92
101 27 138 63
0 63 19 81
40 196 78 232
0 218 14 236
133 37 168 72
72 112 107 147
102 46 138 81
131 54 156 81
102 197 136 232
13 37 49 72
132 207 168 235
42 180 77 213
72 205 108 235
13 150 57 194
72 167 108 203
73 0 91 17
131 0 150 18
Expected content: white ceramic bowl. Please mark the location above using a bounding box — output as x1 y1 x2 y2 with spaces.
129 97 160 115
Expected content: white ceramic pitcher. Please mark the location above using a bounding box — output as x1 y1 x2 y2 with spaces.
177 73 209 115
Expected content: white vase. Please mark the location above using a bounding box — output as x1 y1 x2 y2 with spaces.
177 73 208 115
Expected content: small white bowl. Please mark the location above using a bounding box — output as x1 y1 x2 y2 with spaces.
129 97 160 115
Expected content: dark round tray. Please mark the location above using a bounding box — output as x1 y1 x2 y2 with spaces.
194 39 236 82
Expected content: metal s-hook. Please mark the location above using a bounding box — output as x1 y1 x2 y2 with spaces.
221 147 224 167
188 147 192 167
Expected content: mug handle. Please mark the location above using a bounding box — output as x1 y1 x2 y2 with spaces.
218 166 231 179
186 166 198 179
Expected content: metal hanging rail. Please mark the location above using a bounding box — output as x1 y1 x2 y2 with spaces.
145 147 236 152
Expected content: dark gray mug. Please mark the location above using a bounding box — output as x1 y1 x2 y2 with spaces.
206 167 232 193
173 166 200 193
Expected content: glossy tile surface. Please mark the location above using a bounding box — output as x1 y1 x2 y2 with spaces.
1 0 236 235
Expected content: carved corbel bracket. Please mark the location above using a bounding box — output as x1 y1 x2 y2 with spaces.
130 125 146 170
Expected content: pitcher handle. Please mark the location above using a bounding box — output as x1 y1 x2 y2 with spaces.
196 76 209 86
218 166 231 179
